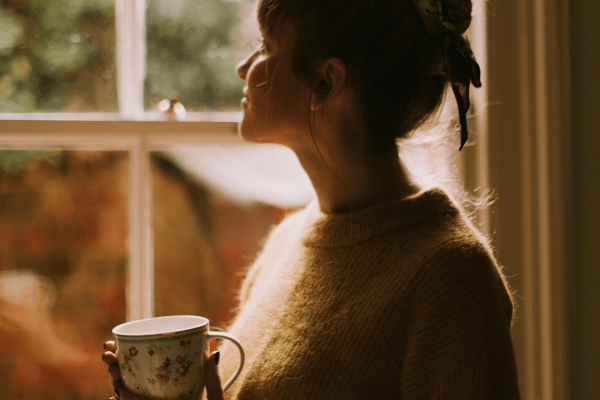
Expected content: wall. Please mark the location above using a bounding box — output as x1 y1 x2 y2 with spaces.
570 0 600 398
475 0 587 397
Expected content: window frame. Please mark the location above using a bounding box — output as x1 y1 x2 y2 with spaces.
0 116 240 321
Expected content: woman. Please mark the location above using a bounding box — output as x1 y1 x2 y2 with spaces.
104 0 521 398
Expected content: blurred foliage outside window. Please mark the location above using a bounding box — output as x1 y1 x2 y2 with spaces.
145 0 254 111
0 0 117 112
0 0 255 112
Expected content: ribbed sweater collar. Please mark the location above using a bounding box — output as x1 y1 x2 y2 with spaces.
302 188 458 248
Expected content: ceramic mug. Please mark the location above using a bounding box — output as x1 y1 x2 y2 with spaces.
113 315 244 400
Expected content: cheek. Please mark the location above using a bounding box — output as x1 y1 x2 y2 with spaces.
247 61 268 94
246 59 308 123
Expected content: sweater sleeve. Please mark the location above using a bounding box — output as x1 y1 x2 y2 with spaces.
401 246 521 400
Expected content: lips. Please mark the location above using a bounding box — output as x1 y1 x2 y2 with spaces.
241 89 249 108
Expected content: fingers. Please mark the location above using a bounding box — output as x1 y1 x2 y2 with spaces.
103 341 118 366
104 340 116 352
112 380 125 398
103 350 118 366
103 342 222 400
103 340 122 397
108 363 121 382
205 351 224 400
108 364 123 397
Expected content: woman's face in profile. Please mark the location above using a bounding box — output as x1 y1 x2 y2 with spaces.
235 21 311 148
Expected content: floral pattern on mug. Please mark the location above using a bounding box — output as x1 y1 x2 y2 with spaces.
153 356 194 384
117 335 205 399
129 346 139 357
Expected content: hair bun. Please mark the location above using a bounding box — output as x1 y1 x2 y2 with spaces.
442 0 473 34
412 0 473 36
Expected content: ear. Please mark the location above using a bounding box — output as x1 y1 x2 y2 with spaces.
310 58 348 111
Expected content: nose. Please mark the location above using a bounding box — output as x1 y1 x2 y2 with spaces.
236 52 255 81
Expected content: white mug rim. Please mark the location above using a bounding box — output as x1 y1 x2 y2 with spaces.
112 315 209 340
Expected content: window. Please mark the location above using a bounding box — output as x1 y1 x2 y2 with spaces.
0 0 256 113
0 1 313 399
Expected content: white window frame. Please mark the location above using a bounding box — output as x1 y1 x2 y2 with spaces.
0 117 241 322
0 0 572 397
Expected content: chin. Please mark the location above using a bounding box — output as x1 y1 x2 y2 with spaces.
238 120 257 142
237 113 253 141
238 116 277 143
238 122 267 143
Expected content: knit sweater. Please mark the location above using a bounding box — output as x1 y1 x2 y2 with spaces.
220 188 521 399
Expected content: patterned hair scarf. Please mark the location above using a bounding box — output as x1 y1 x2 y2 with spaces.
412 0 481 150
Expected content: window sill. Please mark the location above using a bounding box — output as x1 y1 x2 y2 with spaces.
0 112 240 136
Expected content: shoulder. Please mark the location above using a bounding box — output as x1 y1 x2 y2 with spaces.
351 188 517 329
400 218 520 396
407 206 515 321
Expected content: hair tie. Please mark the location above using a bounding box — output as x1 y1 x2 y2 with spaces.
412 0 481 150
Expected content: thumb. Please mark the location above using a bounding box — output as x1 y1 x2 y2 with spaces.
205 351 224 400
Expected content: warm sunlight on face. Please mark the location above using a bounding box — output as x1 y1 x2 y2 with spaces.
235 21 311 147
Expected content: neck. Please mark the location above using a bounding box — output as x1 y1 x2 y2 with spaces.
281 83 419 214
294 136 420 215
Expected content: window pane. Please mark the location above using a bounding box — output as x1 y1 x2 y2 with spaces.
145 0 256 112
0 150 127 399
0 1 117 112
152 145 313 326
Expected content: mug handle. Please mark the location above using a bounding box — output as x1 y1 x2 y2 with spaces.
206 330 245 391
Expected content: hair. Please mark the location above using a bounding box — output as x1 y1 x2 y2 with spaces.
256 0 489 220
256 0 476 139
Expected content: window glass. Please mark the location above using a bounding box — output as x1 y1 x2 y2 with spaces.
0 0 117 112
0 145 312 398
151 145 313 326
145 0 257 111
0 150 127 399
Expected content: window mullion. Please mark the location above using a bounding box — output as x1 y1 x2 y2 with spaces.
116 0 152 321
116 0 146 119
127 133 154 321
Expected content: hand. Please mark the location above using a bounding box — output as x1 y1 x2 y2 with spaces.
102 341 225 400
102 341 129 399
205 351 224 400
